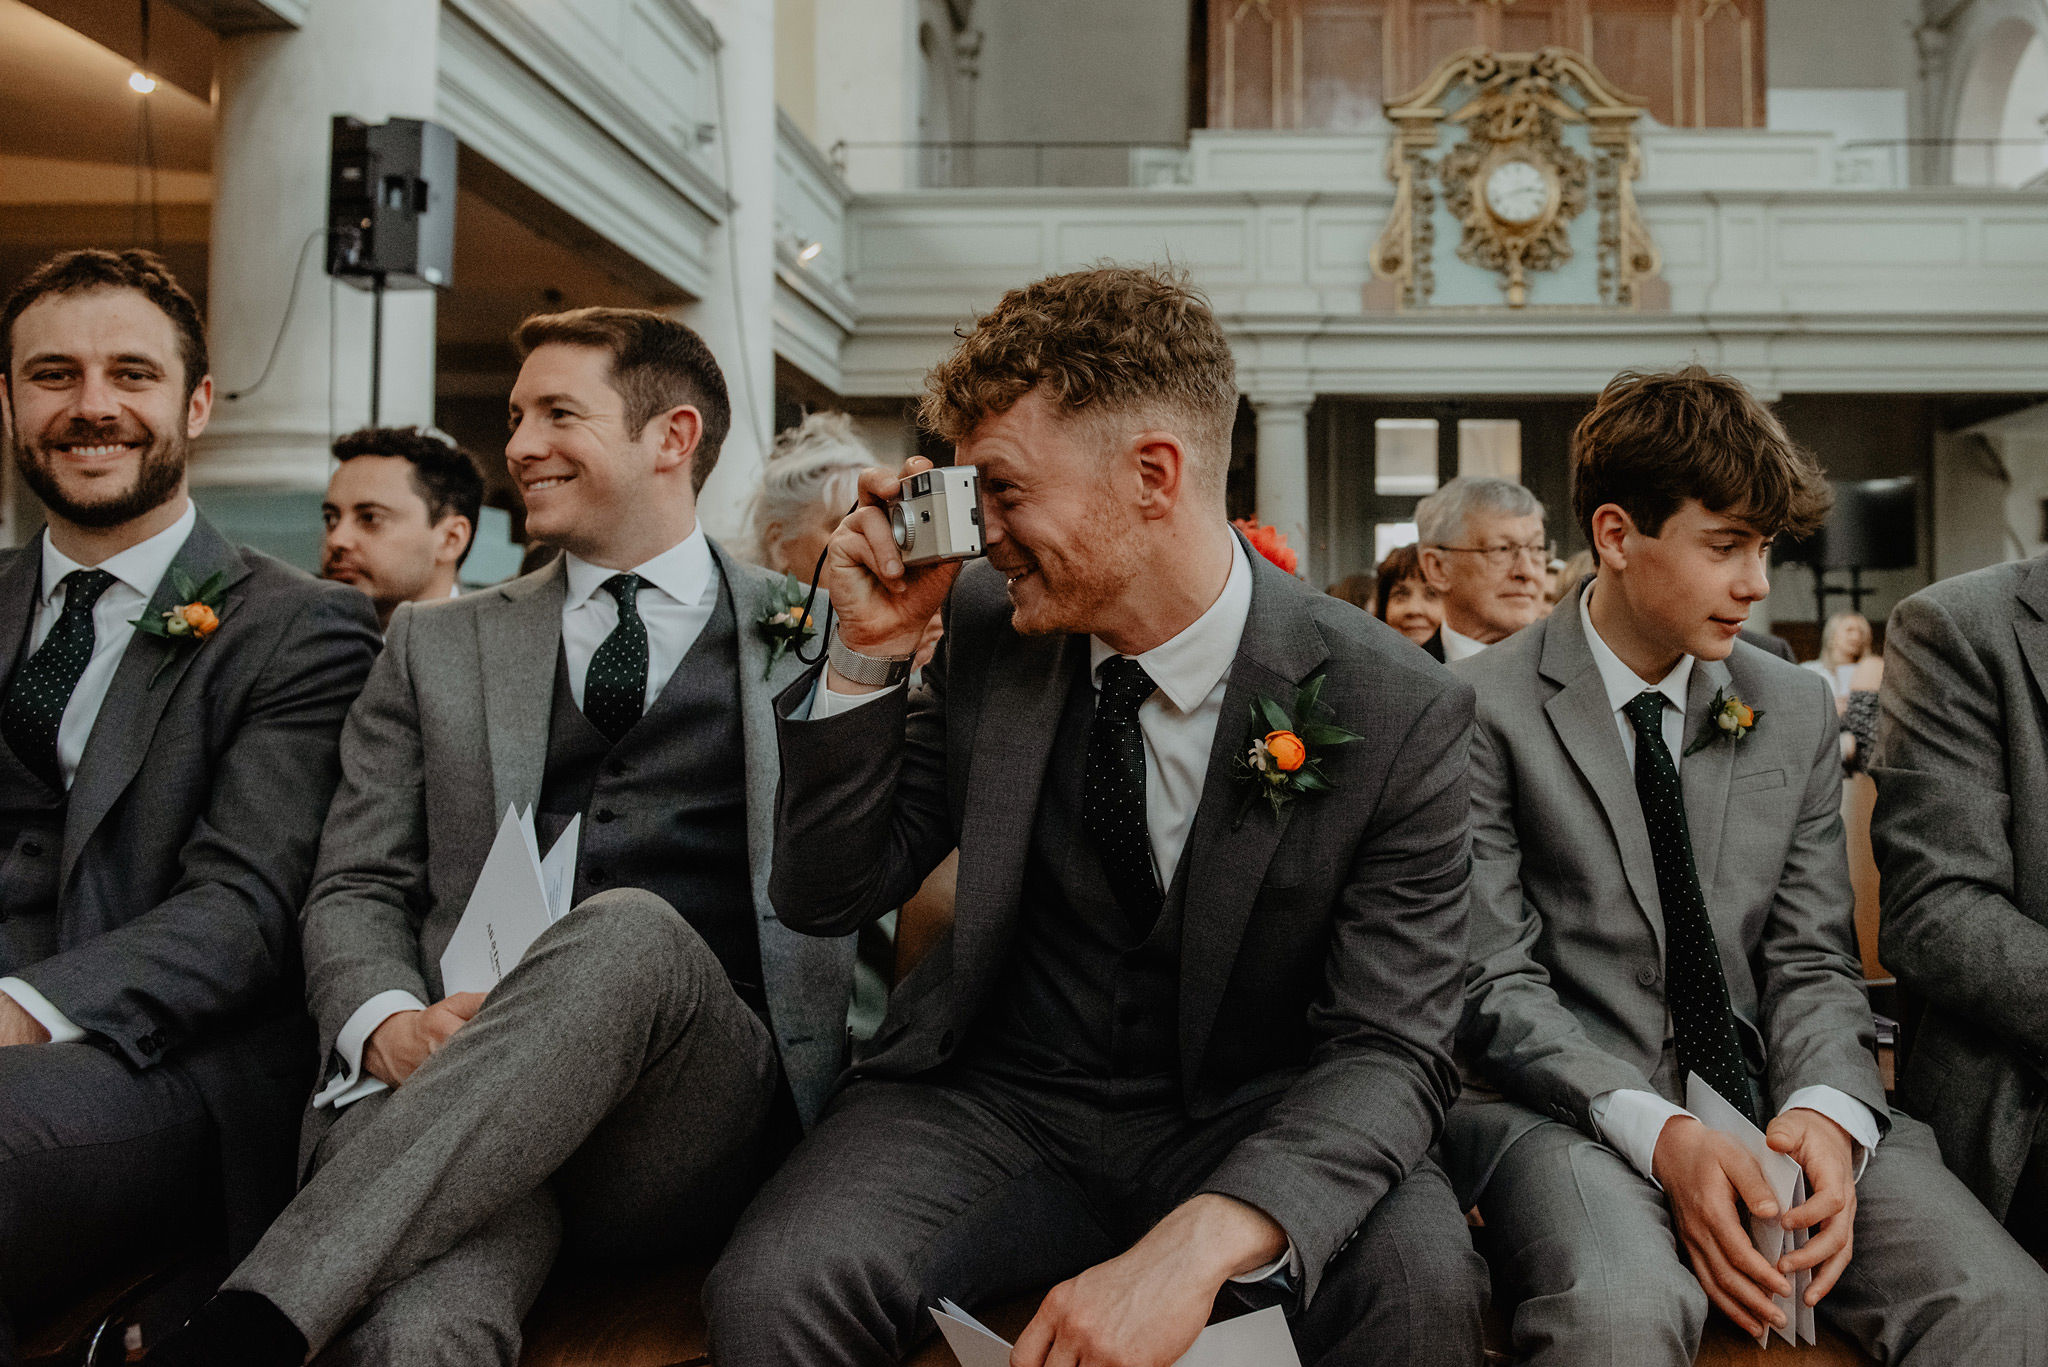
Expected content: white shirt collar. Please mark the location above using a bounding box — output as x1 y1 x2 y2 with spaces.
563 526 714 611
1440 621 1489 662
1580 581 1692 718
40 499 196 605
1088 539 1253 713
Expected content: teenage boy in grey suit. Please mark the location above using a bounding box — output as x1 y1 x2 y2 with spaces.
152 309 852 1367
707 267 1486 1367
1874 555 2048 1252
0 250 379 1356
1446 366 2048 1365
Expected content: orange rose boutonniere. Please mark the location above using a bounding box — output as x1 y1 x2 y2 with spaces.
1238 672 1362 822
1683 685 1761 757
756 574 820 678
131 568 227 685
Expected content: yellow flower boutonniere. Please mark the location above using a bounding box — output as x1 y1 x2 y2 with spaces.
1684 685 1761 757
130 568 226 686
1236 671 1363 823
756 574 820 679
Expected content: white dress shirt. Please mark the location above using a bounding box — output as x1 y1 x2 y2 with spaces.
1439 622 1489 662
1578 586 1881 1185
313 528 722 1110
818 544 1296 1280
0 501 196 1044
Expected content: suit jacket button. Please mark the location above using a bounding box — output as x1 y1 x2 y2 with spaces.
20 841 42 858
595 808 617 824
1635 965 1658 987
938 1029 956 1053
588 867 608 883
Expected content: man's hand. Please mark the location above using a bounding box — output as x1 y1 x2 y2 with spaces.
823 457 964 690
1009 1195 1285 1367
1653 1115 1791 1338
0 994 50 1047
362 992 485 1088
1767 1108 1859 1307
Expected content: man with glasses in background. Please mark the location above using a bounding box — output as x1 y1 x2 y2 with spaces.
1415 476 1548 662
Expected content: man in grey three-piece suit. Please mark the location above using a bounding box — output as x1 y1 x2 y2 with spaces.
708 267 1485 1367
1446 366 2048 1366
0 251 380 1357
1873 553 2048 1254
153 308 851 1367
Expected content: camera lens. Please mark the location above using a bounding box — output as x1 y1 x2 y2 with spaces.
890 502 914 554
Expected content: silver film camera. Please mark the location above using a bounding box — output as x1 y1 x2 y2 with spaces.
890 465 985 566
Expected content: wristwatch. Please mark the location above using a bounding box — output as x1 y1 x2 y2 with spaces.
827 630 915 688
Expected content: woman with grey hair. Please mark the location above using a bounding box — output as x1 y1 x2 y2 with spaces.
752 411 873 583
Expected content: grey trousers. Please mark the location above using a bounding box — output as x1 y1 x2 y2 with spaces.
705 1067 1487 1367
0 1042 214 1363
1477 1111 2048 1367
226 889 781 1367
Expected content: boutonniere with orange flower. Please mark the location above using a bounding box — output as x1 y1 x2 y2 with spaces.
1683 685 1761 757
756 574 819 679
130 569 226 686
1237 671 1363 822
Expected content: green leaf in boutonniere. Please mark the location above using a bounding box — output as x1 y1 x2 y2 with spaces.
1235 670 1363 825
756 574 819 679
1683 685 1762 757
129 568 227 686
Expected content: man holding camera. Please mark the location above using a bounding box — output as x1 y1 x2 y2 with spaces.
706 266 1485 1366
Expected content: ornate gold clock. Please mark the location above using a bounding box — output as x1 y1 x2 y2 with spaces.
1370 48 1660 311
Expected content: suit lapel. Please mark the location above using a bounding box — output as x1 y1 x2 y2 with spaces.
0 547 44 696
1680 655 1736 905
1178 555 1328 1080
2014 560 2048 717
63 516 250 891
953 626 1073 1003
1539 604 1666 953
476 557 565 819
716 542 809 924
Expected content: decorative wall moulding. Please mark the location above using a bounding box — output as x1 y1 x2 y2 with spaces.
1368 46 1663 311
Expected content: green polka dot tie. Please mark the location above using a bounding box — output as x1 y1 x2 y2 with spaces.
582 573 648 744
1083 655 1162 937
1624 690 1760 1125
2 568 118 791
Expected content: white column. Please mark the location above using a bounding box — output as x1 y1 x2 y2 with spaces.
200 0 440 490
1252 393 1315 583
683 0 777 546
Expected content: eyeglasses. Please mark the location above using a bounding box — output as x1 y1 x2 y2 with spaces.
1430 540 1553 568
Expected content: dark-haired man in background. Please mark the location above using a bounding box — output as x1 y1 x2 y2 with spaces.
321 426 485 629
152 307 851 1367
0 249 379 1354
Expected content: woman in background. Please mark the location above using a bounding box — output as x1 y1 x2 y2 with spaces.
1372 543 1443 647
1806 610 1873 709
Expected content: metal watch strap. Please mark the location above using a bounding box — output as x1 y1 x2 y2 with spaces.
827 630 914 688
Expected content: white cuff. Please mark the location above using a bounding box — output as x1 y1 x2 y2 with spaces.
1780 1085 1881 1182
312 989 426 1109
807 677 903 721
0 977 84 1044
1227 1241 1300 1286
1591 1087 1692 1189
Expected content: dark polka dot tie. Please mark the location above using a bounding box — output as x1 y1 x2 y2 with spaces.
1083 654 1162 937
1624 690 1760 1125
582 573 648 744
2 568 118 791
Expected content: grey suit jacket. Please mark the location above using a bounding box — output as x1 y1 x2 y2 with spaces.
1 513 380 1251
297 541 853 1159
1444 588 1884 1204
769 549 1474 1303
1873 555 2048 1219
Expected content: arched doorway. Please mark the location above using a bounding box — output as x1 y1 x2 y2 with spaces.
1950 15 2048 186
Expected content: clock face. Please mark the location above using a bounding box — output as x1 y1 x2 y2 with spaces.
1484 159 1552 226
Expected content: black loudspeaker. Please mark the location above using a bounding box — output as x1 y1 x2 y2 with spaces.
1774 477 1919 571
327 116 456 291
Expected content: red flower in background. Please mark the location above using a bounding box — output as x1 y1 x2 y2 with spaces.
1232 518 1299 576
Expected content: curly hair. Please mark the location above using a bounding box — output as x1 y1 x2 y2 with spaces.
1572 365 1830 558
2 248 208 400
920 265 1237 497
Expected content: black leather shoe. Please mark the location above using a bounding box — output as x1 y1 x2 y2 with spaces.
145 1290 307 1367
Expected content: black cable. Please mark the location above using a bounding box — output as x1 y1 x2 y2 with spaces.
224 229 326 401
792 506 851 668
